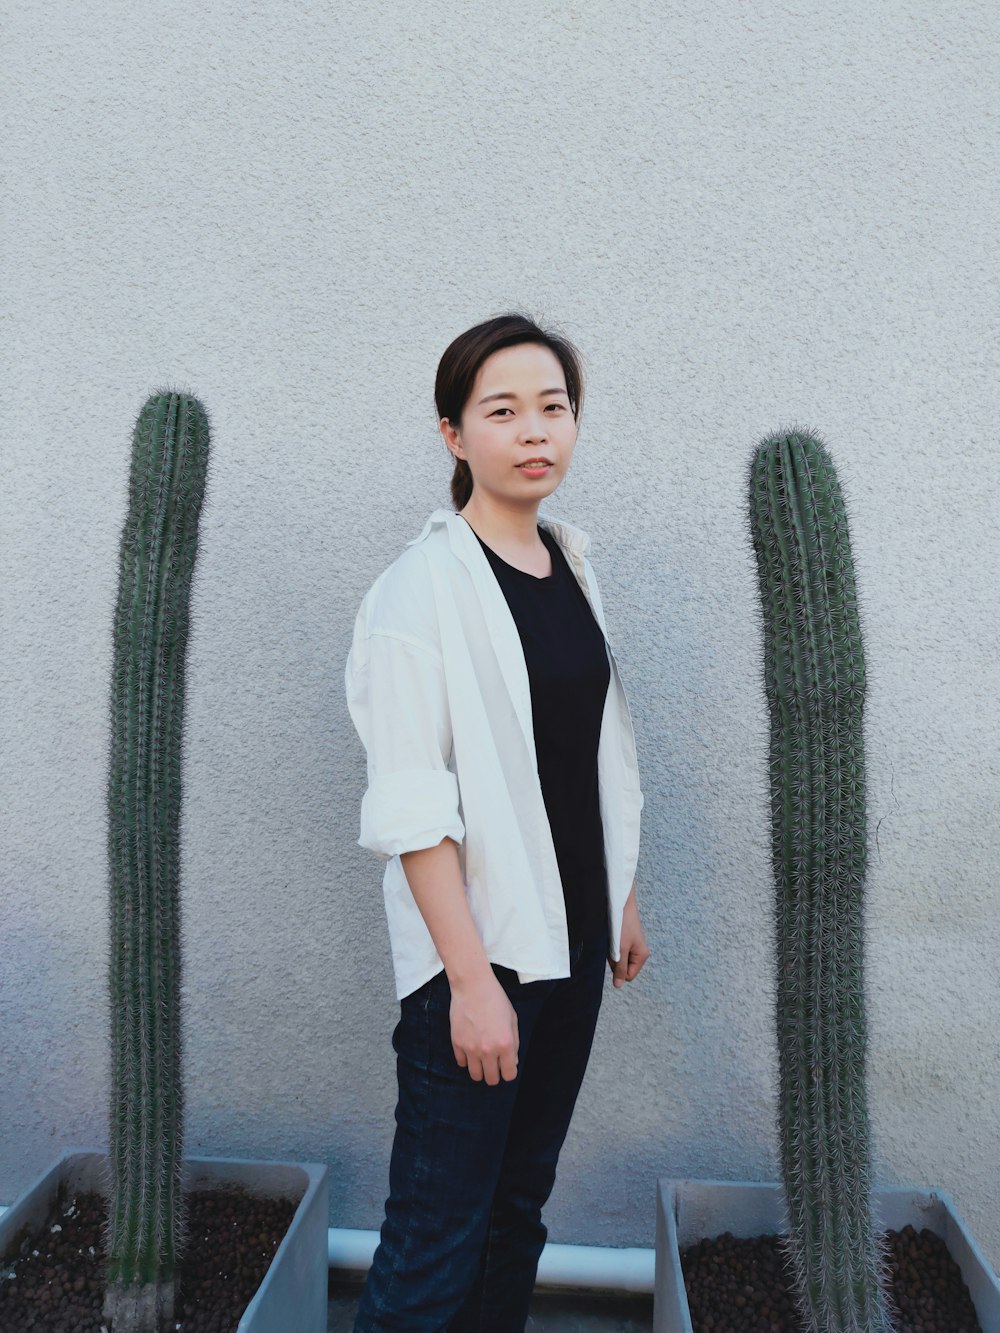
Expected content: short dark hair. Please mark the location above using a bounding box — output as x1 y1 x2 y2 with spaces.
434 313 585 510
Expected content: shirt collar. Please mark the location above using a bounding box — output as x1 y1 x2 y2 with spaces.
406 507 592 557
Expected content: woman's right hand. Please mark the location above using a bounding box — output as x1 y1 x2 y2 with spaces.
396 838 520 1084
448 970 520 1085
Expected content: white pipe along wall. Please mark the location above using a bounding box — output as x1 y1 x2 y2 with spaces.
327 1229 654 1292
0 1207 654 1294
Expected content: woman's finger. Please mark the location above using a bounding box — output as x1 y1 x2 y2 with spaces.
628 943 651 979
498 1046 519 1083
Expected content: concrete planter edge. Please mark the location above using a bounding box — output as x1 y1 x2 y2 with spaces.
654 1178 1000 1333
0 1149 329 1333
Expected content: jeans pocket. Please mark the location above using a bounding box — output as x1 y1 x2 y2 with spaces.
397 969 446 1026
395 972 450 1072
420 965 450 1014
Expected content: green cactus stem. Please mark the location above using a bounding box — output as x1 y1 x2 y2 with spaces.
748 429 894 1333
104 391 210 1332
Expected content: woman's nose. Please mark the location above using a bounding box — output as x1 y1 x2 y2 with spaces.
520 414 548 441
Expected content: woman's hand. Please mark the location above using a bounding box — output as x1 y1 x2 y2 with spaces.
397 838 519 1085
610 884 651 989
449 970 520 1085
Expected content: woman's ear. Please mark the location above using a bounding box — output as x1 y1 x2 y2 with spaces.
439 417 465 461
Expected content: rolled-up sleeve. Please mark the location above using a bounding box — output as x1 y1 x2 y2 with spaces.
345 627 465 861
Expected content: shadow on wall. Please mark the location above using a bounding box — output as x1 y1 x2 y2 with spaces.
632 528 779 1174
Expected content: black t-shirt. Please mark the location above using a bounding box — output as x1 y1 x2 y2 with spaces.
465 518 611 948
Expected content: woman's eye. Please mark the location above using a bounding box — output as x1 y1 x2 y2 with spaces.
491 404 564 417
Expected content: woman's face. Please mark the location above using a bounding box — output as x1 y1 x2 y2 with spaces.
441 342 578 508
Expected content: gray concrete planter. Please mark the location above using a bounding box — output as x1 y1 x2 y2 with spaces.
654 1179 1000 1333
0 1149 328 1332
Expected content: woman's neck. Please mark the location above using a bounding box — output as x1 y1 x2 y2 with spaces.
458 494 544 551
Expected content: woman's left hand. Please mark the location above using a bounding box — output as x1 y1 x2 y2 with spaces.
610 885 650 989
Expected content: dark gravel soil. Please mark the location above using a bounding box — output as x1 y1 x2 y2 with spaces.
681 1224 983 1332
0 1186 296 1332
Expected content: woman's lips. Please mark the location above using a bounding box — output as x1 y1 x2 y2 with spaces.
517 462 552 474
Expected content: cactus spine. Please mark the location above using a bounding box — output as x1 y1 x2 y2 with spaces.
748 429 893 1332
105 392 210 1332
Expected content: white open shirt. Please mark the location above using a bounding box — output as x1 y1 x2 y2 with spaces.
345 506 644 1000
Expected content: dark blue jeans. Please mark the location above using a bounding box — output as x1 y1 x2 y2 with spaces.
352 922 610 1333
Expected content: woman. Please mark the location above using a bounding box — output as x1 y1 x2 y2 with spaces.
344 312 649 1332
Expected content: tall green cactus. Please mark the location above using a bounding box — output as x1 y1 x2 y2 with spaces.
104 392 210 1332
748 429 893 1333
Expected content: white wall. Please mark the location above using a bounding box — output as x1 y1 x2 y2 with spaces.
3 0 998 1266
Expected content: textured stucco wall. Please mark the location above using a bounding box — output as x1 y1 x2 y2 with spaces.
3 0 998 1268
